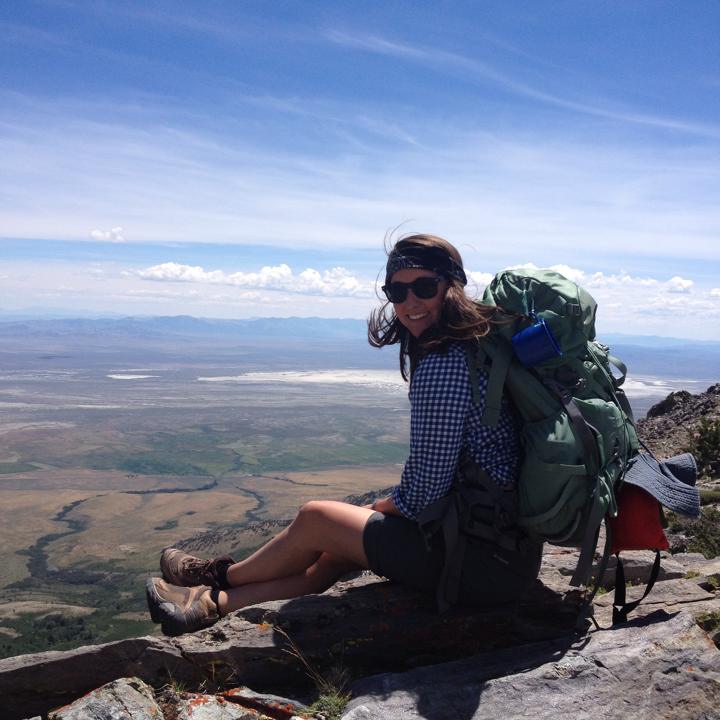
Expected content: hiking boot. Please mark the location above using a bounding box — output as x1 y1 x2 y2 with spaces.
160 547 235 589
145 577 220 636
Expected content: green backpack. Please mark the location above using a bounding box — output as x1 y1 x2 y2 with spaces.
420 268 640 613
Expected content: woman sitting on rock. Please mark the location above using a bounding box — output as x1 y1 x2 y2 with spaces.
146 234 542 636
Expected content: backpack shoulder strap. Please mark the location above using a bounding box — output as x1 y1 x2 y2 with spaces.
464 336 513 427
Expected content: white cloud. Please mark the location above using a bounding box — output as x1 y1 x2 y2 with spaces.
507 263 587 285
1 257 717 338
133 262 375 298
547 265 586 285
666 276 694 294
90 226 125 243
466 270 494 292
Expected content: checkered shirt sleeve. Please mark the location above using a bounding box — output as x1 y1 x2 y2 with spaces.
392 342 519 520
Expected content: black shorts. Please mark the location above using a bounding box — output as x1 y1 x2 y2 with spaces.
363 511 542 607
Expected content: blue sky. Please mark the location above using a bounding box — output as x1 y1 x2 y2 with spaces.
1 1 719 338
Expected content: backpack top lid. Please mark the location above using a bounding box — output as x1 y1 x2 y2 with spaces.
481 268 598 354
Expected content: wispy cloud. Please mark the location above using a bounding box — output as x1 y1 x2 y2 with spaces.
37 1 283 45
2 93 719 268
327 30 720 140
1 20 73 49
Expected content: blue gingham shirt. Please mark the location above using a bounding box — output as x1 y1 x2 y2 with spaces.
392 342 520 520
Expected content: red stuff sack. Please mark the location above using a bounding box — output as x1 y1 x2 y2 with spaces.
606 484 669 625
608 484 669 554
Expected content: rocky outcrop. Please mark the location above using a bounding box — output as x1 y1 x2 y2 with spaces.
638 383 720 460
4 545 719 720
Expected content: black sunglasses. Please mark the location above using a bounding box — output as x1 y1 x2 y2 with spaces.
382 276 443 304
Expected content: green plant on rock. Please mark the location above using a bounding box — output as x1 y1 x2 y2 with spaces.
668 507 720 559
159 666 188 696
688 417 720 479
584 577 608 596
275 627 351 720
700 488 720 506
197 660 237 695
306 690 353 720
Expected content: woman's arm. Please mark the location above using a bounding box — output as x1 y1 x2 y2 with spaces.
392 346 472 519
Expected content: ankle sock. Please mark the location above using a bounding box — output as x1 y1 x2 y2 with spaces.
209 587 222 615
208 555 234 589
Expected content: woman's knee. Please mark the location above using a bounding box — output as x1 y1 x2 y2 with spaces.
294 499 350 528
290 500 372 565
295 499 328 526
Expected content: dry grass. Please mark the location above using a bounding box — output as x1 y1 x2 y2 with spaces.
46 488 256 570
0 468 208 492
238 465 399 516
0 489 91 586
0 601 96 620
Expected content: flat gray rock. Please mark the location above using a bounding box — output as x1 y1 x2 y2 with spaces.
343 611 720 720
50 677 161 720
671 553 720 578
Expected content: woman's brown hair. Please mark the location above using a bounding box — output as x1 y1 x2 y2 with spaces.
368 233 507 380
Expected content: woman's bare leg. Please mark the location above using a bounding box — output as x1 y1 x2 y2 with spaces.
218 500 374 614
147 502 377 630
225 500 374 588
218 552 358 614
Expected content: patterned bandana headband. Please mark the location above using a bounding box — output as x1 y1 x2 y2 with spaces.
385 244 468 287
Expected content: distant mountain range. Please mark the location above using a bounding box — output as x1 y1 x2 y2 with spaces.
1 315 718 380
0 315 366 339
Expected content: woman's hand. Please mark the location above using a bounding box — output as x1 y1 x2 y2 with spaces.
367 495 402 516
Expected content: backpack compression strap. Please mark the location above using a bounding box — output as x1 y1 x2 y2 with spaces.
588 344 636 426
